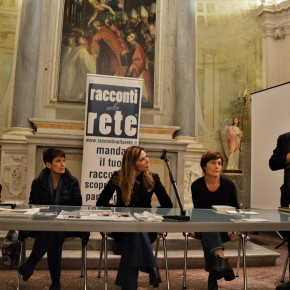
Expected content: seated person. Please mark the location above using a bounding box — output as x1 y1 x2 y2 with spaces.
96 145 173 290
191 150 239 290
18 148 85 290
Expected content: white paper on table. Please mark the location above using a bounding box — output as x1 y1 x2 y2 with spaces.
134 211 164 222
242 218 270 222
226 210 258 215
231 218 270 222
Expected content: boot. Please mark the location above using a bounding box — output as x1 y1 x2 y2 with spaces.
149 267 162 287
18 256 38 281
216 256 235 281
208 272 218 290
49 282 61 290
18 263 34 281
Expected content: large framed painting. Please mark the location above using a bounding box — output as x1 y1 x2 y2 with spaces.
58 0 156 107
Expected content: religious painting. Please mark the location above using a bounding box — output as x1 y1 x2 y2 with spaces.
58 0 156 108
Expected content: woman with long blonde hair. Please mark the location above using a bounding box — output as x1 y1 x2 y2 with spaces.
97 146 173 290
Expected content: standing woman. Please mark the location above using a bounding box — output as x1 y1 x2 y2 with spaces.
97 146 173 290
191 150 239 290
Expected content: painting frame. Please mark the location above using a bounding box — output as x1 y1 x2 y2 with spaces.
57 0 157 108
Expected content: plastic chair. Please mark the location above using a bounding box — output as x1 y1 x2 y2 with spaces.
97 232 170 290
16 231 90 290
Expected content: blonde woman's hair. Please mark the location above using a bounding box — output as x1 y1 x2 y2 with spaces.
116 146 154 206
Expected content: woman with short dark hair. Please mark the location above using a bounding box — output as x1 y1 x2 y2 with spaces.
18 148 83 290
191 150 240 290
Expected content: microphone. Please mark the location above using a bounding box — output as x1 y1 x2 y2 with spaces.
160 150 167 160
160 149 189 221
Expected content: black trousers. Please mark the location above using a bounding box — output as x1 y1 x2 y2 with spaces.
112 232 158 290
200 232 230 272
24 231 66 283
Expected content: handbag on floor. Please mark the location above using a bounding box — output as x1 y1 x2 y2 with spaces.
1 230 21 268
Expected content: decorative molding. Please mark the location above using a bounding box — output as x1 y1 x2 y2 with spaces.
140 125 180 140
258 0 290 38
29 118 84 136
257 0 290 15
274 26 284 39
29 118 181 140
2 153 27 201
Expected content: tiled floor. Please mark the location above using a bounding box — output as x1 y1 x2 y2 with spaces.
1 232 289 290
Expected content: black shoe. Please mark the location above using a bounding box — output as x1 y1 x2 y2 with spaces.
18 263 34 281
49 282 61 290
210 256 235 282
149 267 162 287
217 256 235 281
208 272 218 290
276 281 290 289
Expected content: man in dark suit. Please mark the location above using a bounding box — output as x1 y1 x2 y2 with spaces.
269 132 290 290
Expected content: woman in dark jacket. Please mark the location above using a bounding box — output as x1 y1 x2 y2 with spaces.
18 148 83 290
97 146 173 290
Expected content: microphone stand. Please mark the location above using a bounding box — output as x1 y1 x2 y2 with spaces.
160 150 190 221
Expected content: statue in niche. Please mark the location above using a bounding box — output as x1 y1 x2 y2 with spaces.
221 117 243 173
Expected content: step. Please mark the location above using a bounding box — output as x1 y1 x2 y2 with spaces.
0 232 280 270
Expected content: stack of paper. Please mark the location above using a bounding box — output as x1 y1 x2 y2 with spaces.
56 210 136 221
0 207 40 218
226 210 258 215
212 205 236 212
133 211 164 222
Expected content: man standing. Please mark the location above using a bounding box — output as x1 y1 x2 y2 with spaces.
269 132 290 290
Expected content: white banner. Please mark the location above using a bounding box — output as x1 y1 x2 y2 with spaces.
81 74 143 205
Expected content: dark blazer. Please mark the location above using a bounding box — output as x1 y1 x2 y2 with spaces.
269 132 290 206
29 167 82 206
96 171 173 208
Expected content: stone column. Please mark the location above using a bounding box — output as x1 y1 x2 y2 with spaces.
10 0 44 133
0 1 44 202
173 1 205 209
174 0 196 138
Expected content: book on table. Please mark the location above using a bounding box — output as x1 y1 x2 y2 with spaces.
212 205 236 212
0 207 40 218
278 207 290 213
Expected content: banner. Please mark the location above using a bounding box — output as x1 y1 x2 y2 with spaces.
81 74 143 205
